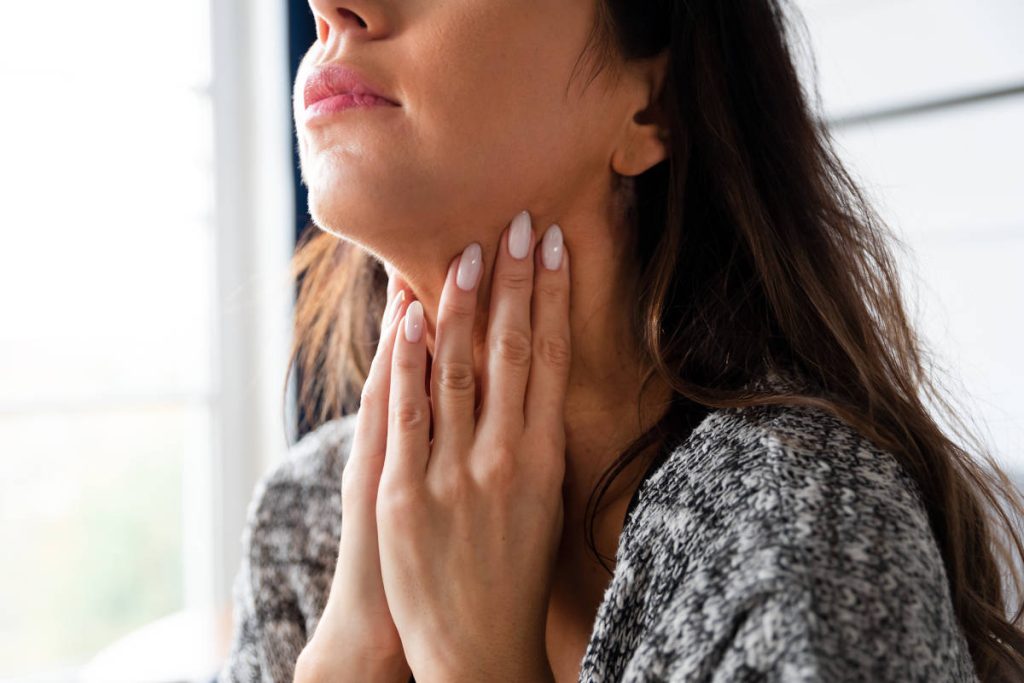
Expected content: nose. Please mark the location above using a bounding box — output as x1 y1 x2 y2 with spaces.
307 1 384 46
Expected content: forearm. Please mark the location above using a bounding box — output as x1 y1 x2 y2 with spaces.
295 636 411 683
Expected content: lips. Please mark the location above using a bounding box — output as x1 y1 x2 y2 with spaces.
303 63 400 110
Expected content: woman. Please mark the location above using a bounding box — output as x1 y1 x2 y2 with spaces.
219 0 1024 681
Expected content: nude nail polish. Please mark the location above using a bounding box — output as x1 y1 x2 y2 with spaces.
405 300 424 342
456 242 482 291
541 224 563 271
508 211 532 260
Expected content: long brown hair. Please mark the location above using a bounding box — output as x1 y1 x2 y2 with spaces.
284 1 1024 678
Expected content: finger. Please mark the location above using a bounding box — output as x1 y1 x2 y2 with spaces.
383 266 426 392
386 263 397 304
386 262 415 308
384 299 431 489
342 287 408 541
430 244 482 467
479 210 535 438
525 223 571 436
351 288 407 474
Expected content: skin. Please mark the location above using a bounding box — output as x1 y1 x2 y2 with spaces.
294 1 671 681
378 222 573 682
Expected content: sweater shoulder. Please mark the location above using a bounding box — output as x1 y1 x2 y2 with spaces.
626 400 941 581
634 400 929 540
265 414 357 493
244 414 357 566
607 401 976 680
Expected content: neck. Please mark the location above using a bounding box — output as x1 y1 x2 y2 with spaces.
382 187 672 531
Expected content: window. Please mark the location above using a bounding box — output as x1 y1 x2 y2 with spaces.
0 1 294 680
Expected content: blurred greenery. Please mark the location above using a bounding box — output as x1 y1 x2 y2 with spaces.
0 407 186 677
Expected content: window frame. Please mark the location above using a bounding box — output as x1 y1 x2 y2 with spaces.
203 0 297 616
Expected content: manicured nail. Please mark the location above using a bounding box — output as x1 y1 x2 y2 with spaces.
456 242 482 291
387 290 405 325
404 299 424 342
508 211 532 260
541 224 563 270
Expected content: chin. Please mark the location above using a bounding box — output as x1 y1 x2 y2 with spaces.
304 165 394 240
306 188 439 275
308 195 386 250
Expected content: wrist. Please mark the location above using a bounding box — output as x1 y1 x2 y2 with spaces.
297 635 410 683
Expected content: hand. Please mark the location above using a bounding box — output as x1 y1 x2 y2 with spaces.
377 211 570 682
298 274 414 683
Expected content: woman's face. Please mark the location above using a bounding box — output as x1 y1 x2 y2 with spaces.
294 0 642 273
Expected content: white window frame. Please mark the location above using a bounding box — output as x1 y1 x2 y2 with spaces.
201 0 297 616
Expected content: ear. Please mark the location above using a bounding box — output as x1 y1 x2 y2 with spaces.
610 50 671 177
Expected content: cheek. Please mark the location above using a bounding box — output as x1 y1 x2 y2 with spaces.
406 34 598 214
425 90 607 221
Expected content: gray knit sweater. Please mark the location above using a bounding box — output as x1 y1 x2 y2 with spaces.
217 376 978 682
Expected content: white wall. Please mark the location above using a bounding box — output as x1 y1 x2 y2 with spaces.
794 0 1024 470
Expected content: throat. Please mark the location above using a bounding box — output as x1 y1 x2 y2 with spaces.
545 595 596 683
544 479 640 683
545 563 612 683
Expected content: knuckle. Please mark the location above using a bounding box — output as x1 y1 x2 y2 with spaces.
340 459 367 498
359 379 379 406
497 268 532 292
392 352 421 372
393 399 429 430
492 329 532 367
442 295 476 322
537 334 571 369
476 454 517 490
535 279 567 303
435 360 476 394
377 484 420 521
435 469 475 503
339 468 360 506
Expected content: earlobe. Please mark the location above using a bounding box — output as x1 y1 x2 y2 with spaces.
610 123 670 177
610 51 671 177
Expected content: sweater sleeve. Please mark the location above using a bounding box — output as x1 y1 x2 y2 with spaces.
215 417 356 683
630 420 980 683
216 472 310 683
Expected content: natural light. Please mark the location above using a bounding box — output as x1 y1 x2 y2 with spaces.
0 1 1021 681
0 0 214 679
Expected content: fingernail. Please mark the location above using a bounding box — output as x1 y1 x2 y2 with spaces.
541 224 563 271
404 299 424 342
508 211 532 260
456 242 482 291
387 290 405 325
